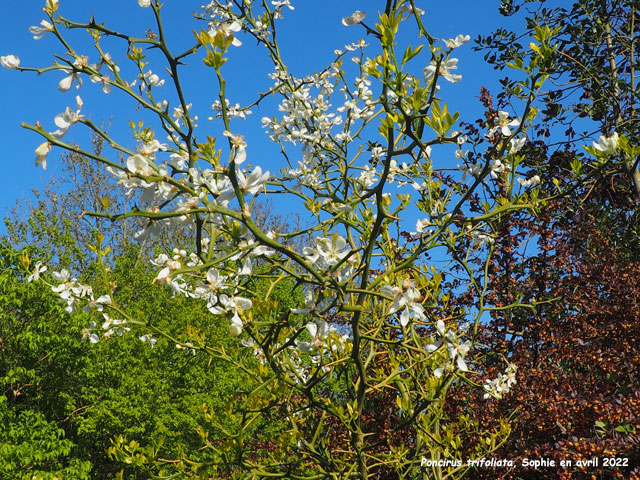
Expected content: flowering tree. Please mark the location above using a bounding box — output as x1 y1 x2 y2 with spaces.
1 0 603 478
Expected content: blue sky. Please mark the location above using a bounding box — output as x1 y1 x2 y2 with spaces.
0 1 522 230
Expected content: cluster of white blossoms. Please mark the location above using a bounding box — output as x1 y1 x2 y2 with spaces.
262 49 376 191
483 364 517 399
286 150 324 190
102 127 269 239
46 269 109 314
517 174 541 187
288 321 352 385
262 67 344 148
12 0 596 404
426 320 472 377
26 265 120 343
150 245 264 337
297 320 350 355
238 314 351 385
457 111 536 189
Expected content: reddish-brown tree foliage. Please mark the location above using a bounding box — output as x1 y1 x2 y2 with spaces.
455 154 640 479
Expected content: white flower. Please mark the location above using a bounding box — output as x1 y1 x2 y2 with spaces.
298 320 339 352
227 296 252 312
148 72 164 87
126 154 154 176
58 69 83 92
208 20 242 47
459 162 483 180
509 136 527 154
0 55 20 69
469 229 495 248
237 165 269 195
424 58 462 84
427 320 471 373
357 165 377 190
223 130 247 164
83 294 112 313
50 95 84 139
205 268 226 291
413 218 432 236
489 159 511 179
169 151 189 170
483 364 517 399
52 269 70 284
229 313 243 336
272 0 294 10
225 297 251 336
34 142 51 170
342 11 366 26
209 99 251 121
490 111 521 136
399 5 425 15
140 333 157 348
314 236 350 267
138 0 151 7
27 262 47 282
592 132 619 155
444 34 470 49
447 339 471 372
90 74 112 94
45 0 59 11
29 20 54 39
382 279 425 327
102 314 130 338
82 321 99 344
517 175 541 187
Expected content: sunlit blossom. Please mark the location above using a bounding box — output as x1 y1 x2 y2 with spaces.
27 261 47 282
490 111 521 136
223 130 247 164
483 364 517 399
424 57 462 84
29 20 54 39
139 333 157 348
0 55 20 69
81 321 99 344
444 34 470 49
592 132 619 155
342 10 366 26
50 95 84 139
381 279 426 327
34 142 51 170
208 20 242 47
